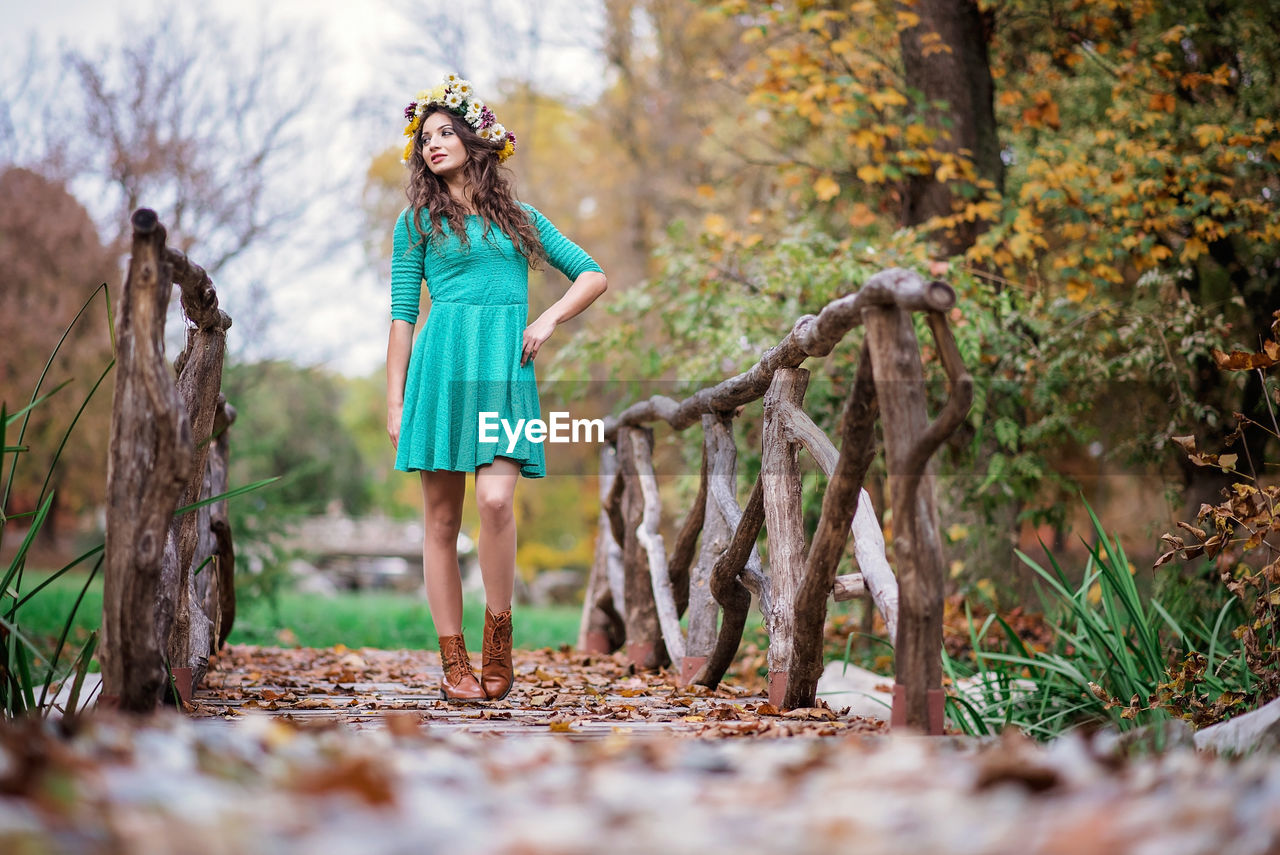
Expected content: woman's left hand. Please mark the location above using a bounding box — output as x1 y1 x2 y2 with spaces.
522 313 557 366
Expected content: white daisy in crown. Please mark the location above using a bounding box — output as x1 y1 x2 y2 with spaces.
401 73 518 164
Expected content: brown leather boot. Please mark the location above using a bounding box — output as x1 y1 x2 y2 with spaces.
437 634 485 702
481 607 514 701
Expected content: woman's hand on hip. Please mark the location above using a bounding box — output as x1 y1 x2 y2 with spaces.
387 403 403 449
522 314 557 367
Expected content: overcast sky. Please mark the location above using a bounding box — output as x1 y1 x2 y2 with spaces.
2 0 606 377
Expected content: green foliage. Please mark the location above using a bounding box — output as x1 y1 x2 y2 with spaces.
554 213 1231 575
1 287 112 718
223 361 371 516
943 501 1251 739
220 361 374 610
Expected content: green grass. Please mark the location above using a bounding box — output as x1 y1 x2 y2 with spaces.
15 569 582 656
234 589 582 650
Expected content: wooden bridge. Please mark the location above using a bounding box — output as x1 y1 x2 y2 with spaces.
101 210 971 736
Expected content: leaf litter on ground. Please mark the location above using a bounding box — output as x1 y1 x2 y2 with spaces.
0 643 1277 854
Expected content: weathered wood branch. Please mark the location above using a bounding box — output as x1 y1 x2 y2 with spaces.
784 344 880 709
164 243 236 699
780 387 899 642
579 444 626 652
629 429 686 664
605 465 626 555
695 475 765 688
102 208 194 712
603 269 954 441
709 464 769 611
866 303 951 731
831 573 866 601
683 414 732 680
668 438 709 618
901 311 974 489
618 427 667 669
209 397 236 650
166 247 229 333
761 368 810 703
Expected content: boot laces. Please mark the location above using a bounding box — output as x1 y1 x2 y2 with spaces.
443 639 475 678
483 616 512 665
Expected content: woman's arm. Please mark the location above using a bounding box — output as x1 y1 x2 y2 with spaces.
522 270 607 366
386 319 415 448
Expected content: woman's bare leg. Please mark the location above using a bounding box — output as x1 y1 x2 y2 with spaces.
474 457 520 613
419 470 467 635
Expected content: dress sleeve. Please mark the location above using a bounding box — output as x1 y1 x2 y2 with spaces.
390 208 425 324
524 204 603 281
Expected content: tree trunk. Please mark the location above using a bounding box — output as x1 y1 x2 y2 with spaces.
101 210 193 712
898 0 1002 255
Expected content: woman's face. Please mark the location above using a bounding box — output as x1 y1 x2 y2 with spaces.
421 112 468 178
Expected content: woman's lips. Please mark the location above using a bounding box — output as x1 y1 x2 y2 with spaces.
431 153 446 163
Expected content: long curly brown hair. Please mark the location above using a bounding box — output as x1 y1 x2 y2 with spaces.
405 106 543 266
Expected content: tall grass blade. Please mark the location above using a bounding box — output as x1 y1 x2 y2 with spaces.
36 555 102 712
34 358 115 508
174 476 280 517
62 630 99 716
1 492 56 609
12 544 104 611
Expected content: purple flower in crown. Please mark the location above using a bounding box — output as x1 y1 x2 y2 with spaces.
480 106 496 129
507 131 516 146
404 101 418 121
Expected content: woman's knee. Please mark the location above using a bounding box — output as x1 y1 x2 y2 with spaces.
423 510 462 545
475 489 514 524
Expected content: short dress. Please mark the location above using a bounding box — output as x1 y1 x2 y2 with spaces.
390 203 602 478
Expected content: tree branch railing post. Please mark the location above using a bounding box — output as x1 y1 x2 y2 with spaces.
579 267 972 733
101 208 239 712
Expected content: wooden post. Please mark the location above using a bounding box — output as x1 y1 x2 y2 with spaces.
629 429 686 664
101 209 194 712
865 304 946 733
208 398 237 650
761 367 810 707
695 471 766 688
683 414 732 684
166 251 232 697
617 426 667 669
784 342 879 709
781 381 899 644
579 443 625 653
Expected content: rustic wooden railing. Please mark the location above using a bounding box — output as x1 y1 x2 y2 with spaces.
100 209 237 712
577 268 973 732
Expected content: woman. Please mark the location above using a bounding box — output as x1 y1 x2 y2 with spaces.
387 74 607 703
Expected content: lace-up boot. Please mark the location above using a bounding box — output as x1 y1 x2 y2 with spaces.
481 607 514 701
437 633 485 702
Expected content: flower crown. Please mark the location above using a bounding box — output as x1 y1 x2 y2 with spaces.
402 73 516 165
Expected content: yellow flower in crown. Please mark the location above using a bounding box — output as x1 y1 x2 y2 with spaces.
401 73 517 165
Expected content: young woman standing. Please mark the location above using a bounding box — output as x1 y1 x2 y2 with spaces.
387 74 606 702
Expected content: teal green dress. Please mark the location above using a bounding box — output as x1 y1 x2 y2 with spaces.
391 203 601 478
